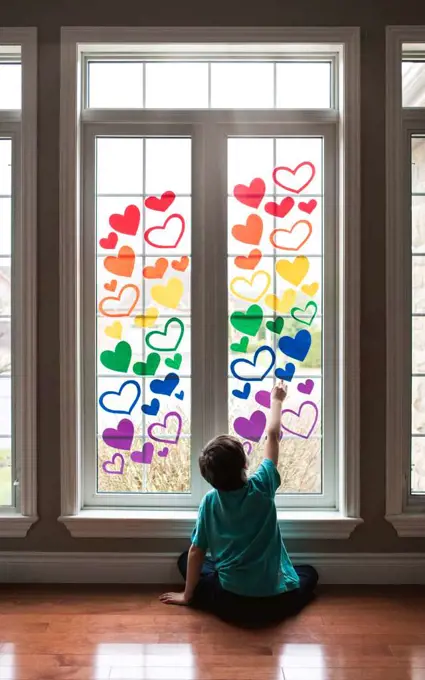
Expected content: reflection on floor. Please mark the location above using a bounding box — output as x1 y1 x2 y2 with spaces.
0 585 425 678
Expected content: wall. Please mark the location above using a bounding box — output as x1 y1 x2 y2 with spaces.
1 0 424 556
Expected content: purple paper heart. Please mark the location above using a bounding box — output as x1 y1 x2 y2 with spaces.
255 390 271 408
157 447 169 458
242 441 253 456
298 379 314 395
102 453 125 475
131 442 154 465
102 418 134 451
147 411 182 444
281 400 319 439
234 410 266 443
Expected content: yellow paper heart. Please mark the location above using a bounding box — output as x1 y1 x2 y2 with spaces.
230 270 271 303
265 289 296 313
151 277 184 309
301 282 319 297
276 256 309 287
135 307 159 328
105 321 122 340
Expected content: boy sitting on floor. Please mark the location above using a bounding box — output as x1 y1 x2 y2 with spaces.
160 381 318 626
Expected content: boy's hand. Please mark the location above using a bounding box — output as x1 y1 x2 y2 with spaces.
159 591 190 606
271 380 288 404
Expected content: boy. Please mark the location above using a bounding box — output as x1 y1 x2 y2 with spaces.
160 381 318 626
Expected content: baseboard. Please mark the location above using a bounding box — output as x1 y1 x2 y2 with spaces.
0 552 424 584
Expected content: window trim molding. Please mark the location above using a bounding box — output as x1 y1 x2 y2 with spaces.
0 28 38 536
386 26 425 537
59 26 361 539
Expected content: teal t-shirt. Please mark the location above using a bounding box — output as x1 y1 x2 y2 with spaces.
191 458 300 597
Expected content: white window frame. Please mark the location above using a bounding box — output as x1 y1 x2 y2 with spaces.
59 26 361 539
386 27 425 537
0 28 37 537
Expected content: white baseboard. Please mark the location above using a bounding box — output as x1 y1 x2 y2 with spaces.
0 552 424 584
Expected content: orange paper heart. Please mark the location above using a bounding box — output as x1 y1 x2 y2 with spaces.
104 246 135 278
172 256 189 272
234 249 262 270
143 257 168 279
98 284 140 317
232 214 263 246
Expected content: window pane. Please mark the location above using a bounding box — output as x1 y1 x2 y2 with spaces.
96 136 191 496
276 62 331 109
145 63 209 108
412 437 425 494
227 136 323 495
0 437 12 506
211 63 274 108
96 138 143 195
0 63 21 109
0 139 12 195
88 62 144 108
403 61 425 107
0 198 12 255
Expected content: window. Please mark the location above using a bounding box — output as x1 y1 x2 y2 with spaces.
0 30 37 535
60 28 360 538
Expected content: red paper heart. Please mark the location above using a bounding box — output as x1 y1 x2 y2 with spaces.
144 214 185 249
298 199 317 215
144 191 176 212
99 232 118 250
233 178 266 209
264 197 295 219
273 162 316 194
109 205 140 236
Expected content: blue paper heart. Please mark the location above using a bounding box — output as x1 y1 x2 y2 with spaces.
232 383 251 400
141 398 160 416
275 363 295 382
99 379 141 415
150 372 179 396
230 345 276 382
175 391 184 400
278 330 311 363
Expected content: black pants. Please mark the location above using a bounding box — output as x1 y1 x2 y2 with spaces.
178 551 318 628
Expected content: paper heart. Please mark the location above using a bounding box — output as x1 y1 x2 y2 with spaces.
232 383 251 400
135 307 159 328
265 289 296 314
131 442 154 465
230 336 249 353
151 278 184 309
150 372 179 396
298 199 317 214
231 214 263 246
102 418 134 451
230 271 271 303
105 321 122 340
143 257 168 279
144 214 185 249
264 197 295 219
301 282 319 297
165 353 182 370
255 390 271 408
99 232 118 249
147 411 183 444
146 317 184 352
157 447 169 457
230 345 275 382
99 379 141 415
133 352 161 377
102 453 125 475
276 256 309 287
281 400 319 439
234 249 262 270
273 162 316 194
298 379 314 395
266 317 284 335
104 246 136 278
141 398 160 416
279 329 311 363
230 304 263 337
234 410 266 442
270 220 312 252
175 391 184 400
242 441 253 456
233 178 266 209
172 256 189 272
275 363 295 382
98 284 140 318
104 280 117 292
291 301 318 326
100 340 132 373
144 191 176 212
109 205 140 236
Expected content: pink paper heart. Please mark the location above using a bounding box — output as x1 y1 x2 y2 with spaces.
242 441 253 456
147 411 182 444
102 453 125 475
255 390 271 408
131 442 154 465
298 379 314 395
281 401 318 439
157 447 169 458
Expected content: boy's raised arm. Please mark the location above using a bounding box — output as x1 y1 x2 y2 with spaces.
264 381 288 466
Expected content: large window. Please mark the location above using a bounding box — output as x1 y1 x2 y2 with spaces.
60 28 360 537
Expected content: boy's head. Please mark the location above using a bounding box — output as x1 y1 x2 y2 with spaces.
199 434 247 491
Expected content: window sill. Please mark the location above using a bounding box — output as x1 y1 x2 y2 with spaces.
386 513 425 537
59 510 362 539
0 515 38 537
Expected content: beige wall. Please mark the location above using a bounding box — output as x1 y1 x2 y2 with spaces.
1 0 424 555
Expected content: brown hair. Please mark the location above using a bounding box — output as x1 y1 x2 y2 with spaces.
199 434 247 491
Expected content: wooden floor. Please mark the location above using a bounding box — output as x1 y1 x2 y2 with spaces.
1 585 425 679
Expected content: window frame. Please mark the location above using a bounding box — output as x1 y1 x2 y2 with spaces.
386 27 425 537
0 28 37 536
59 26 361 539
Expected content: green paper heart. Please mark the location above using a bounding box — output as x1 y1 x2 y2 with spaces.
133 352 161 376
290 301 318 326
230 304 263 337
145 317 184 352
230 336 249 353
165 353 182 370
266 317 284 335
100 340 132 373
